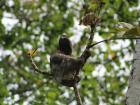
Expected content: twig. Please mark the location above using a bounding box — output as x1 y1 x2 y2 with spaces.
88 38 110 48
88 37 140 49
73 84 83 105
29 55 52 76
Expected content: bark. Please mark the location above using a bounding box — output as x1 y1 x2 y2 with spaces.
126 39 140 105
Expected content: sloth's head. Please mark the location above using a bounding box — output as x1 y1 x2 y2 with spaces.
59 35 72 55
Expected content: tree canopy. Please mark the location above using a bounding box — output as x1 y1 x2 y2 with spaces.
0 0 139 105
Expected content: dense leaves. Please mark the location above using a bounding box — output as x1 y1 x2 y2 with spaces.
0 0 139 105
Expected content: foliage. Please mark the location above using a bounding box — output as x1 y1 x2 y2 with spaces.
0 0 139 105
115 22 140 37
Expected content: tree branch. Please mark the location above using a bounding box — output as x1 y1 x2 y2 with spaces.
86 26 95 50
73 84 83 105
88 37 140 49
88 38 110 48
29 55 52 76
79 21 100 68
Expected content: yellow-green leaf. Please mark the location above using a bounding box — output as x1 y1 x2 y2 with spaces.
27 49 38 56
123 26 140 37
117 22 134 29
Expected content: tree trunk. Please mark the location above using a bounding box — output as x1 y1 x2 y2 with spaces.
126 39 140 105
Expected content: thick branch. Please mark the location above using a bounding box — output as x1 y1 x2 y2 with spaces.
81 16 100 59
29 55 52 76
78 17 100 76
86 26 95 50
73 84 83 105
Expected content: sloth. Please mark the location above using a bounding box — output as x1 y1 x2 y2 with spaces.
50 36 90 87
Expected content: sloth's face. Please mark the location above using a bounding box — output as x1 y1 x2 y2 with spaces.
59 36 72 55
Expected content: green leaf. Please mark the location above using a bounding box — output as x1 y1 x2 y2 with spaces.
116 22 134 31
123 26 140 37
115 22 140 38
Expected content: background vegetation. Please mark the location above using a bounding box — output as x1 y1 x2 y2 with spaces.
0 0 139 105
